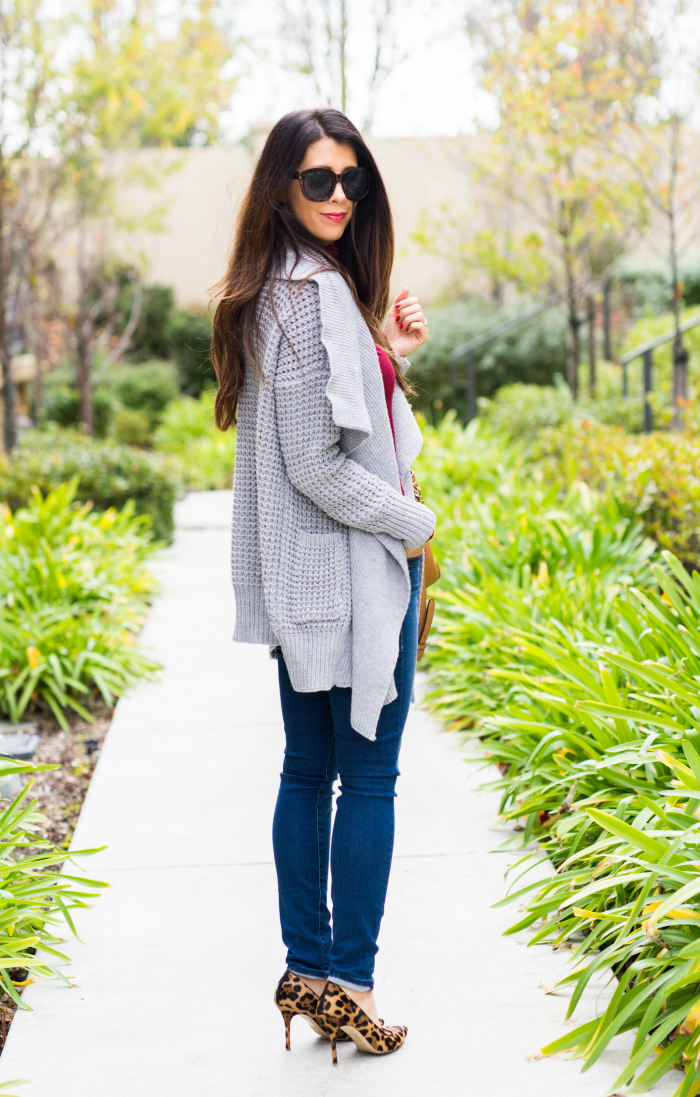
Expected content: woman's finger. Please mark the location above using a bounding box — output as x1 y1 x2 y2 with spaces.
399 305 425 323
397 308 426 329
391 287 410 309
395 296 419 315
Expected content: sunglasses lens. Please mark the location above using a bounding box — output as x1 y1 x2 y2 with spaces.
301 169 335 201
342 167 370 201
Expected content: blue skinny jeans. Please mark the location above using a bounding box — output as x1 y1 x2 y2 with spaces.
272 553 422 991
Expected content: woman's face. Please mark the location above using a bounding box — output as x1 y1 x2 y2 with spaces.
287 137 357 245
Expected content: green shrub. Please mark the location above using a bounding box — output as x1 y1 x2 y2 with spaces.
410 298 567 418
42 361 179 439
429 543 700 1092
169 308 214 396
0 761 106 1006
420 413 700 1092
154 390 235 490
620 308 700 417
531 421 700 571
0 481 159 727
128 284 175 361
0 429 183 543
111 408 152 446
102 361 179 428
41 371 114 437
480 364 645 440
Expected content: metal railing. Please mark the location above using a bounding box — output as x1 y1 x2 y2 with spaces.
619 311 700 431
449 291 564 422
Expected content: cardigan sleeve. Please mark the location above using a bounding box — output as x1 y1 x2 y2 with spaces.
273 284 435 549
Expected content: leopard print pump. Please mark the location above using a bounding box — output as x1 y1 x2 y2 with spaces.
317 981 408 1065
273 972 352 1050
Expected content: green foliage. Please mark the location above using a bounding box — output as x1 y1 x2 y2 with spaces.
110 408 152 447
41 361 179 438
101 361 180 427
41 371 113 438
409 299 567 418
532 421 700 571
429 549 700 1093
420 414 700 1092
128 285 175 361
0 429 183 543
154 391 235 491
620 309 700 416
482 367 645 439
0 481 159 728
169 308 214 396
0 758 107 1010
614 261 700 316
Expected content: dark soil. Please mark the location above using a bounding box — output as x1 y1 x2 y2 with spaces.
29 710 112 848
0 709 112 1054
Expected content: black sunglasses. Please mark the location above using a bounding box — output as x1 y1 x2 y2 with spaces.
293 166 371 203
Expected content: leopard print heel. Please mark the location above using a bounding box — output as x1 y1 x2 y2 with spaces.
273 972 351 1050
317 981 408 1064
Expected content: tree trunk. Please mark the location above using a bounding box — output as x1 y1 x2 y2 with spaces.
0 156 16 452
587 296 596 398
668 116 686 431
76 330 93 435
338 0 348 113
567 294 580 399
76 220 94 434
603 278 612 361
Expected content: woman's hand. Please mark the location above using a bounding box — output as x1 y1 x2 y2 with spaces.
384 287 429 359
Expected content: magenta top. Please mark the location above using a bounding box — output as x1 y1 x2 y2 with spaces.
375 345 404 494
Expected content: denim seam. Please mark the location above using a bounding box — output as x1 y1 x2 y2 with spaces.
315 736 336 975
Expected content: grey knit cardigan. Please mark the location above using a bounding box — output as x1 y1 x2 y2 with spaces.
231 251 436 740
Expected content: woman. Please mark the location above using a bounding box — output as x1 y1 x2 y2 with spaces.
211 108 435 1065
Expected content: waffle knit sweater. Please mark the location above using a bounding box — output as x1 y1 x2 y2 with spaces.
230 252 436 740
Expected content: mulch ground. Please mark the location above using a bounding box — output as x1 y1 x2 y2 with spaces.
0 708 113 1054
30 709 112 847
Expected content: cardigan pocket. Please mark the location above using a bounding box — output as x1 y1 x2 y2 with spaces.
289 530 348 624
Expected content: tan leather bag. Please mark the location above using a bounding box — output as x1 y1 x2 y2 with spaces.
410 472 440 664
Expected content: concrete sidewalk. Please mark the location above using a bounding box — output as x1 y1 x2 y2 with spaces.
1 491 675 1095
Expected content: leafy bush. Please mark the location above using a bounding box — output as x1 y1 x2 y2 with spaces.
128 284 175 361
41 371 114 438
154 390 235 490
429 546 700 1093
532 421 700 571
169 308 214 396
480 363 645 440
0 429 183 543
0 481 159 727
0 761 106 1008
41 360 179 438
620 308 700 420
419 413 700 1092
110 408 152 446
615 260 700 316
101 361 179 428
410 298 567 417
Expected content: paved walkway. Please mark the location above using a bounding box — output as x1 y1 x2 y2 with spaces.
2 491 675 1095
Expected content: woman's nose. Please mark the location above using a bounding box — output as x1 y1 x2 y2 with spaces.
332 180 345 201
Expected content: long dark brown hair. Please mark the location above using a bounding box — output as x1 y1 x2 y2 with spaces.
211 108 410 430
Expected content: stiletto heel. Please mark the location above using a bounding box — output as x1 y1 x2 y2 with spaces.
281 1009 293 1050
273 971 352 1050
329 1032 338 1066
318 982 408 1059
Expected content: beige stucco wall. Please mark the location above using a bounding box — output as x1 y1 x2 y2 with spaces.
113 138 474 308
111 135 698 311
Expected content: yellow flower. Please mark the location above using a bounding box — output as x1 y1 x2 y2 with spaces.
26 646 41 669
